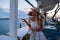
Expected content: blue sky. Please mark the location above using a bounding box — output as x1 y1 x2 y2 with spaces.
0 0 37 10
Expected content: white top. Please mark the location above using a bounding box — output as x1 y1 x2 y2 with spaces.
30 21 39 29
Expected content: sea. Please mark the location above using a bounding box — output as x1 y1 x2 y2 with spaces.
0 9 28 35
0 19 27 35
0 11 28 35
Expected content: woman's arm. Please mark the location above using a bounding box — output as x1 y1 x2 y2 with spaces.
39 18 43 31
22 19 38 31
22 19 32 29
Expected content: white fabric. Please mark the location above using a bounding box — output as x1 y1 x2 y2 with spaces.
30 21 47 40
30 21 39 29
17 26 29 37
30 31 47 40
43 25 56 29
7 26 29 38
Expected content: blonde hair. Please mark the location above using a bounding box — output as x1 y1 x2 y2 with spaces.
36 12 41 27
31 8 41 27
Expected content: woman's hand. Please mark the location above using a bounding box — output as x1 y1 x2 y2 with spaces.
22 19 32 28
22 19 26 22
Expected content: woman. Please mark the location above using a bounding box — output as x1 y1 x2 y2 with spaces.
22 8 47 40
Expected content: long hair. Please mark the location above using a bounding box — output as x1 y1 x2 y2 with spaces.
32 9 43 28
28 8 43 28
35 12 41 27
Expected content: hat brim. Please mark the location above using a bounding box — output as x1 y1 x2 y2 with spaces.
31 8 40 13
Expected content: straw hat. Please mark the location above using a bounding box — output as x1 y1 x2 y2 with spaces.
31 7 44 19
31 7 40 13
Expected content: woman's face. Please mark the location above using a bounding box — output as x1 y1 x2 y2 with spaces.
29 10 37 21
31 10 37 16
29 16 35 21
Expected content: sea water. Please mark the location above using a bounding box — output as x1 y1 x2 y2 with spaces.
0 19 26 35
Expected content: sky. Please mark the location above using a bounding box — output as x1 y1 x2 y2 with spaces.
0 0 37 10
0 0 60 18
0 0 37 18
0 0 10 9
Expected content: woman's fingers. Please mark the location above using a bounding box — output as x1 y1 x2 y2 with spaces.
22 19 26 22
